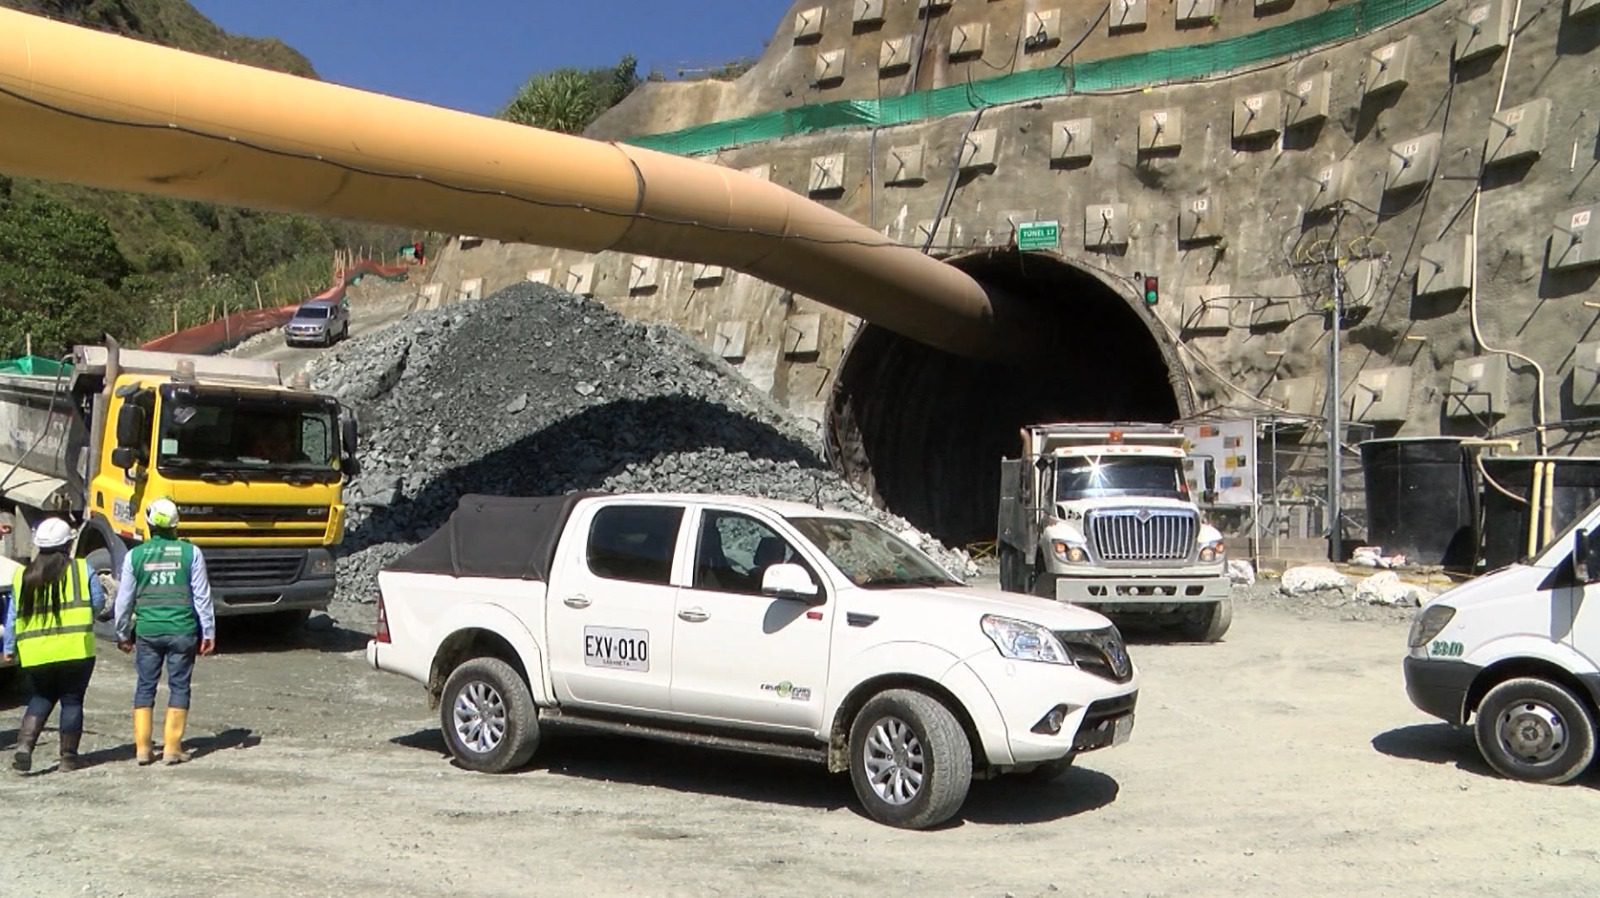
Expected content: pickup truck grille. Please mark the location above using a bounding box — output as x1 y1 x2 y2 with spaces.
1087 509 1196 563
204 549 305 589
1055 626 1133 683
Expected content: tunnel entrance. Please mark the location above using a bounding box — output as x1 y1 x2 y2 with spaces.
825 250 1190 548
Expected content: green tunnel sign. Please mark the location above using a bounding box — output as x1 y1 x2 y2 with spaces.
1017 221 1060 251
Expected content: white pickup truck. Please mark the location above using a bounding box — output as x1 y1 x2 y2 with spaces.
368 492 1140 829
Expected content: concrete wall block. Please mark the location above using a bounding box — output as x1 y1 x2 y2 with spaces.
525 269 551 285
1351 366 1413 422
1573 341 1600 407
1547 206 1599 271
1179 195 1223 243
950 22 988 59
1256 0 1295 13
1025 8 1062 51
565 263 595 297
691 263 725 286
419 283 443 305
794 6 825 43
1272 375 1322 417
1343 259 1383 309
1084 203 1130 249
815 49 847 86
738 347 779 394
1233 91 1283 141
459 277 483 301
1485 97 1552 166
808 152 845 195
959 128 999 171
1183 284 1233 334
1385 132 1441 194
1287 71 1332 129
1139 108 1183 152
714 320 749 361
853 0 886 25
627 257 659 294
1176 0 1217 25
1445 354 1510 419
1050 117 1094 162
1109 0 1148 32
1454 0 1511 63
1307 160 1354 213
880 36 912 72
1416 234 1474 295
784 313 823 357
1365 36 1413 97
885 143 927 185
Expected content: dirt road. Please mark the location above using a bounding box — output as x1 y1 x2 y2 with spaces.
3 599 1596 897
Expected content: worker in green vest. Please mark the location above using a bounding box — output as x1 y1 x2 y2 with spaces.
114 498 216 766
0 517 104 773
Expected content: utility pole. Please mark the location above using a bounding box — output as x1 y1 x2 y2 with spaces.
1326 263 1344 562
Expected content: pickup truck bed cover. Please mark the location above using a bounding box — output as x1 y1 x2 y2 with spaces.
385 493 595 580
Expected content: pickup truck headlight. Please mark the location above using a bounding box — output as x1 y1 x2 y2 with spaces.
1051 539 1090 565
1407 604 1456 648
1198 539 1227 563
981 615 1074 666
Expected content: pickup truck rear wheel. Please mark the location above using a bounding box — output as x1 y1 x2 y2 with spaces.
1474 677 1597 785
848 689 972 829
1178 599 1232 642
440 657 540 773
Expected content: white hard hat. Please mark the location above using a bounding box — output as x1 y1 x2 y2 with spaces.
146 498 180 529
34 518 74 550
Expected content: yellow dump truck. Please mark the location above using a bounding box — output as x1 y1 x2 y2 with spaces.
0 343 356 633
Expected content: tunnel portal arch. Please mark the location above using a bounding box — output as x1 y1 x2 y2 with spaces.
825 249 1195 547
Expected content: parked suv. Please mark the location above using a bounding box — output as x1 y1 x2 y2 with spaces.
284 300 349 347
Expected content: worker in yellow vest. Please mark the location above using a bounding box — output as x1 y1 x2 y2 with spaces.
0 518 104 773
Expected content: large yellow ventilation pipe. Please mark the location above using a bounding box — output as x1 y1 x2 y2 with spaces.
0 9 1033 360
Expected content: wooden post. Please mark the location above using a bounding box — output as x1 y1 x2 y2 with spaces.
24 332 31 357
173 305 179 333
254 280 264 310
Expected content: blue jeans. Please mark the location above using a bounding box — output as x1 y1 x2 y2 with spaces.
24 658 96 736
134 633 198 709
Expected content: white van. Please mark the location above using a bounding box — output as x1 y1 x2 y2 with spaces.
1404 504 1600 784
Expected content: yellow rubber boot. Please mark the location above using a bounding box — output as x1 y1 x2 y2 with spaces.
133 708 154 766
162 708 190 765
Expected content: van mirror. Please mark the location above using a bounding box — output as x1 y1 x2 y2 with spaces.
1576 529 1600 583
761 563 823 604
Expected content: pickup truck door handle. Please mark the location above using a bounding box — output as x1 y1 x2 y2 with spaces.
677 608 710 623
563 595 591 609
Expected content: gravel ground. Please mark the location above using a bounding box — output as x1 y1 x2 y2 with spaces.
306 283 971 604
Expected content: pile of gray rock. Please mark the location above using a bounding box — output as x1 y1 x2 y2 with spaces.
307 282 972 603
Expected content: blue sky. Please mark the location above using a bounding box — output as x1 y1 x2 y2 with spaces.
191 1 784 116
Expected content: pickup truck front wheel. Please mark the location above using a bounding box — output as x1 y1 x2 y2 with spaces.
848 689 972 829
440 657 540 773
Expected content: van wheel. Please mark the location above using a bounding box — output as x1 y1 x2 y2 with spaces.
1178 599 1232 642
848 689 972 829
1475 678 1597 784
440 657 540 773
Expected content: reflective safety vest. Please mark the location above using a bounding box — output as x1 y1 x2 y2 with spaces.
128 537 198 638
10 559 95 668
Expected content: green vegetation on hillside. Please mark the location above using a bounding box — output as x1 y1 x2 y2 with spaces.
501 55 641 134
0 0 409 357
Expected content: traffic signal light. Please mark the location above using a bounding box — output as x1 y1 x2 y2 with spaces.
1142 275 1159 306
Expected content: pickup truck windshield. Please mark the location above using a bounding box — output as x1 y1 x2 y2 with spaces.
156 384 340 482
294 307 331 319
1056 456 1187 501
787 516 960 589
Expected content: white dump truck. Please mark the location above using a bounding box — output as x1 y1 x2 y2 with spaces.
997 422 1233 641
368 492 1140 829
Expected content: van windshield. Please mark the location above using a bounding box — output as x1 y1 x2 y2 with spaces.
1056 456 1188 501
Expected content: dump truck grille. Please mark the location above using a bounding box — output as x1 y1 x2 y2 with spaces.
203 549 306 589
1087 509 1196 562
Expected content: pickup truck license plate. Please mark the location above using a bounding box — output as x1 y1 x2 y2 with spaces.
583 626 650 672
1112 714 1134 746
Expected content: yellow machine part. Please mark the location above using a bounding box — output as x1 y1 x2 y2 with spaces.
0 9 1032 360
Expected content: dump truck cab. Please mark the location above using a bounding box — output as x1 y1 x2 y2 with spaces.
998 422 1233 642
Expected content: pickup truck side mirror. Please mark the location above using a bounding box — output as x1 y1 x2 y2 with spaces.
762 563 823 604
1574 529 1600 584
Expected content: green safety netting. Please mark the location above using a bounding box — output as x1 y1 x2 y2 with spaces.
0 356 71 377
627 0 1442 157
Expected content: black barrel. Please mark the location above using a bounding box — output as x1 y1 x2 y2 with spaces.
1360 438 1473 569
1478 457 1600 571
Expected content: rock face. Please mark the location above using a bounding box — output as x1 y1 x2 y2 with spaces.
310 283 973 603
